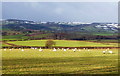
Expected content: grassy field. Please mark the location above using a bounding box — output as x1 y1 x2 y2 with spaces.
2 48 118 74
88 40 119 43
0 42 11 47
2 35 29 41
2 43 11 47
7 40 118 47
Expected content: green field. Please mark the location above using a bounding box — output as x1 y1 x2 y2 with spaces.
7 40 118 47
2 43 11 47
2 48 118 74
88 40 119 43
2 35 29 41
0 42 11 47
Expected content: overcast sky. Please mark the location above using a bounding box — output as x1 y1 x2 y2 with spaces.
2 2 118 23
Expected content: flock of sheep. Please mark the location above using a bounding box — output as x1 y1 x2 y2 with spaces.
102 48 113 54
31 47 88 52
2 47 113 54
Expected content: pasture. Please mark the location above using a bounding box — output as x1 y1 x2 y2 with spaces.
2 48 118 74
7 40 118 47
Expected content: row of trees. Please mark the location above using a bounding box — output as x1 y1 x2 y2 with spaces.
2 30 119 41
52 33 119 40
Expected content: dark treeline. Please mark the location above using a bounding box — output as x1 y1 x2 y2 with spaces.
2 31 119 41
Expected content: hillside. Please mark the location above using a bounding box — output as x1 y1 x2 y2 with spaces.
1 19 119 41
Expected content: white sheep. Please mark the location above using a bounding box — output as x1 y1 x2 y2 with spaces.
73 49 76 52
21 49 24 51
63 49 66 51
53 48 57 51
39 49 43 52
108 51 113 54
83 48 86 50
88 50 90 51
67 48 69 50
4 49 6 51
78 49 81 51
102 51 106 54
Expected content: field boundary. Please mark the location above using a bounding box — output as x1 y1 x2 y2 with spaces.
2 46 120 49
1 41 119 49
1 41 21 47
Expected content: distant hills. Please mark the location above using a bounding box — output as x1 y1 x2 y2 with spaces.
1 19 119 41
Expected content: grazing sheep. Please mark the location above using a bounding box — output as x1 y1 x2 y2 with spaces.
53 48 57 51
102 51 106 54
83 48 86 50
73 49 76 52
57 48 60 51
21 49 24 51
67 48 69 50
78 49 81 51
108 51 113 54
88 50 90 51
39 49 43 52
63 49 66 51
